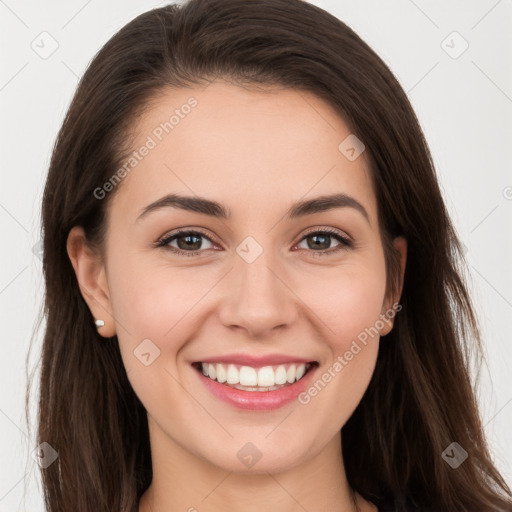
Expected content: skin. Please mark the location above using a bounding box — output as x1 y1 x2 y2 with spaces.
67 79 407 512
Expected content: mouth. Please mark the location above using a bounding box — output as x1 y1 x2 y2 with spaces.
192 359 320 410
191 361 319 392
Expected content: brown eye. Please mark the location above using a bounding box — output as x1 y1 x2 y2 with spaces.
296 229 352 256
157 230 216 256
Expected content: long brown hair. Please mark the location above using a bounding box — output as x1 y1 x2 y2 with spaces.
29 0 512 510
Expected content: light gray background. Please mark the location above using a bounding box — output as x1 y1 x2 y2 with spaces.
1 0 511 509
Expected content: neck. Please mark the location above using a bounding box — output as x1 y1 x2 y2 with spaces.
139 416 373 512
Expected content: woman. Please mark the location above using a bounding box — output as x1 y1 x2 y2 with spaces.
33 0 512 510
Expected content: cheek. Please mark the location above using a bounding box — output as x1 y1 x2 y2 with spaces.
297 257 386 417
106 257 199 414
107 251 212 338
304 258 388 350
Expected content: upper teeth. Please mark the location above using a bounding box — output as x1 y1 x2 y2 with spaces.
201 362 310 387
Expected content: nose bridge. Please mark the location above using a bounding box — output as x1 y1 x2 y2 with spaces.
218 235 297 336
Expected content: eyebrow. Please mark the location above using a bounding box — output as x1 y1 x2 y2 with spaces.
137 192 370 224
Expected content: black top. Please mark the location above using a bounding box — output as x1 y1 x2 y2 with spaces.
377 502 423 512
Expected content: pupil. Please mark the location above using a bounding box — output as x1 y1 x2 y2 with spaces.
309 234 329 250
178 234 202 251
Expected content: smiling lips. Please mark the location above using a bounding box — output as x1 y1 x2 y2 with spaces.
191 353 318 408
200 361 312 390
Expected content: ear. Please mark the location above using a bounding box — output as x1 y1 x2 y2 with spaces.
379 236 407 336
66 226 116 337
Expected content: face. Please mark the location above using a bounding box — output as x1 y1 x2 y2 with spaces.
69 79 406 475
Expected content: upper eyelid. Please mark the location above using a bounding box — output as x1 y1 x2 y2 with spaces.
299 226 351 241
159 228 217 245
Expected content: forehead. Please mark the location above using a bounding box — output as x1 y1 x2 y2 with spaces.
108 80 377 226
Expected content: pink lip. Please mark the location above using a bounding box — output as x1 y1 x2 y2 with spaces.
193 363 319 411
194 353 315 367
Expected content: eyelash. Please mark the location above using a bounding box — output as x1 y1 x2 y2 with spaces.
155 227 352 258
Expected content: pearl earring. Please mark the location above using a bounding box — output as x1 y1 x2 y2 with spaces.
95 319 105 328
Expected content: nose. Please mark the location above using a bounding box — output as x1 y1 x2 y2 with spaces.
217 247 298 338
